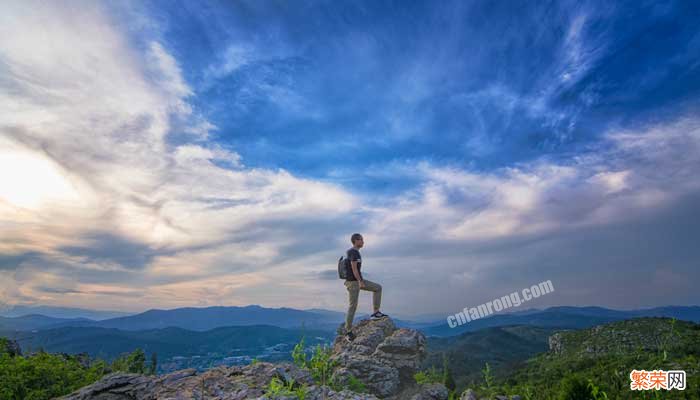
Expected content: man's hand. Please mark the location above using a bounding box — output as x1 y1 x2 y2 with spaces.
351 260 362 283
359 280 366 289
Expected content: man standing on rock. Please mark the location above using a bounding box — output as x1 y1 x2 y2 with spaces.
344 233 388 341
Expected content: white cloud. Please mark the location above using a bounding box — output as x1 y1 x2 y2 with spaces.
0 0 357 309
1 1 698 314
359 114 700 267
205 43 256 80
147 41 193 99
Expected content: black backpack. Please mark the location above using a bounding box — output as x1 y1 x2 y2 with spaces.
337 255 348 279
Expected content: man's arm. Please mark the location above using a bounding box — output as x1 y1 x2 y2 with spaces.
350 260 364 286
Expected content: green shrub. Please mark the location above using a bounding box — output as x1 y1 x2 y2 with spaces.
557 375 593 400
0 343 158 400
0 347 106 400
293 383 309 400
291 337 307 368
480 362 496 399
291 336 370 394
266 376 293 396
414 365 443 385
442 353 456 391
147 352 158 375
587 379 608 400
308 344 338 387
110 348 146 374
265 376 309 400
346 374 367 393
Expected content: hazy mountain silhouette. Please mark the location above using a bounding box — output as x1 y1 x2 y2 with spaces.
2 305 698 337
422 305 700 336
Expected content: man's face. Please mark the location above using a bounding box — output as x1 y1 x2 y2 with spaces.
355 237 364 248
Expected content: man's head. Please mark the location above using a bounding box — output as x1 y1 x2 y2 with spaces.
351 233 364 248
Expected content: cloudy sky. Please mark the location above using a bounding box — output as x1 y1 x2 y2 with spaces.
1 0 699 317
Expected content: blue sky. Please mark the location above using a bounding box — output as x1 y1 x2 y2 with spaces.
0 0 699 316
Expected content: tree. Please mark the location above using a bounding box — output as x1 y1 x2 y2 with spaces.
111 348 146 374
148 352 158 375
442 353 456 391
558 375 594 400
0 346 106 399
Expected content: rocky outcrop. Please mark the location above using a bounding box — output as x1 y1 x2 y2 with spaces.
409 383 449 400
58 361 378 400
547 317 690 357
58 317 437 399
0 338 22 357
331 318 432 399
460 389 478 400
548 332 564 355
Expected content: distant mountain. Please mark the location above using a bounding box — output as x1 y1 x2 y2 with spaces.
0 305 133 320
302 308 345 318
1 324 333 370
629 305 700 321
4 304 698 337
423 310 622 337
391 312 456 323
39 305 345 332
422 305 700 337
0 314 93 331
0 305 450 333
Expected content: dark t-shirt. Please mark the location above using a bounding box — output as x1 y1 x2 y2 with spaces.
345 248 363 281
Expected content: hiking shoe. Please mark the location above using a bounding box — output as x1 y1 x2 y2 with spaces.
370 311 388 320
345 331 356 342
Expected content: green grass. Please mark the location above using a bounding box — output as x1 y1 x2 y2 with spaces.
265 376 309 400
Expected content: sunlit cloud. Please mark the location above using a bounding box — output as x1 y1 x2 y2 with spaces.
0 0 356 311
1 0 698 314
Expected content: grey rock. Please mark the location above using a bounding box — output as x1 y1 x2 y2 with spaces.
331 317 426 398
302 386 380 400
375 328 426 375
334 318 397 356
409 383 449 400
56 372 155 399
331 359 399 398
548 333 563 354
1 339 22 357
460 389 477 400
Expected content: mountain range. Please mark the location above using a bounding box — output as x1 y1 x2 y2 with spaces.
421 305 700 336
0 304 131 320
1 304 698 337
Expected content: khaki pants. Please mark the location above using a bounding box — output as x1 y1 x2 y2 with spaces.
344 279 382 331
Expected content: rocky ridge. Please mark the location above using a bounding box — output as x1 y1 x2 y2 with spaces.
547 317 698 357
58 317 448 400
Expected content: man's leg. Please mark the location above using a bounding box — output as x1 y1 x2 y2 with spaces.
345 280 359 331
360 279 382 313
